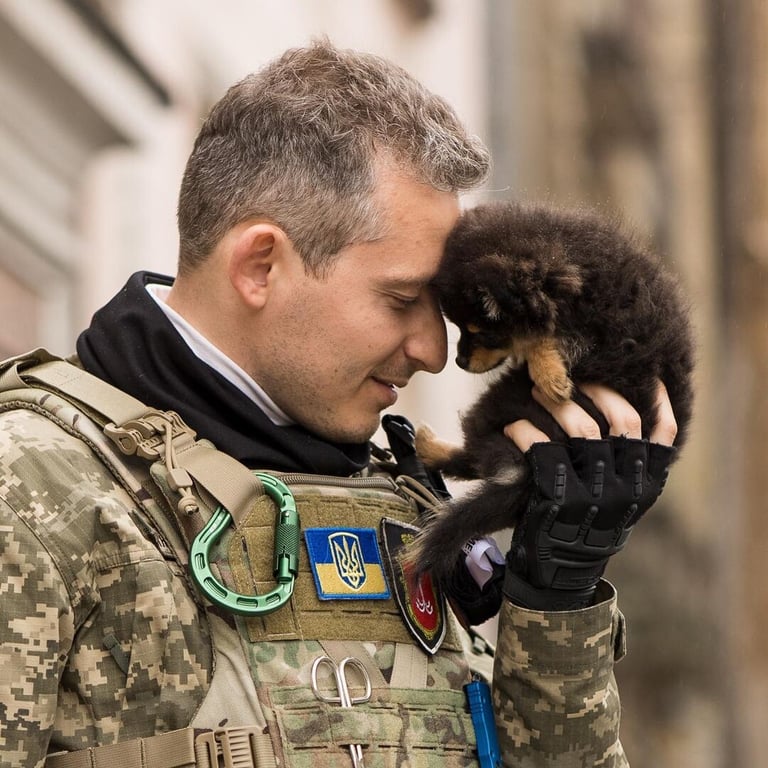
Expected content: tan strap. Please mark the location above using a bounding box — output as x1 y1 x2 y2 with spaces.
46 726 275 768
14 357 149 425
46 727 196 768
5 353 265 524
319 639 389 692
390 641 429 689
173 440 265 526
0 348 59 391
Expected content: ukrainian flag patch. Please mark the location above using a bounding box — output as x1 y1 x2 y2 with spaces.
304 527 391 600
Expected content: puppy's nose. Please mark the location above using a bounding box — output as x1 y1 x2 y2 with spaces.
455 353 469 370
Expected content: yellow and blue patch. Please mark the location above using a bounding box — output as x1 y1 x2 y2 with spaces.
304 527 391 600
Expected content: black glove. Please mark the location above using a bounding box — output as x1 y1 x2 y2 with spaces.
441 554 505 627
504 437 675 611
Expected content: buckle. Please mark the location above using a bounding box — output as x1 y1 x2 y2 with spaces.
105 410 197 460
195 726 263 767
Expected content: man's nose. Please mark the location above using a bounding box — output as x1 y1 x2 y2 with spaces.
405 298 447 374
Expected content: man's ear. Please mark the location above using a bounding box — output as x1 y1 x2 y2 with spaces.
227 223 287 309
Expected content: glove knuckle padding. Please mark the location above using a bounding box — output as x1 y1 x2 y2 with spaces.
506 437 677 608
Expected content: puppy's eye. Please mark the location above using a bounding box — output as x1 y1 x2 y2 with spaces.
471 330 506 348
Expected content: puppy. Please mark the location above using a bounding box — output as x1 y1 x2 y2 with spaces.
408 201 695 580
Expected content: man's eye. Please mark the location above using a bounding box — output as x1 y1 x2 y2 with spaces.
392 294 419 307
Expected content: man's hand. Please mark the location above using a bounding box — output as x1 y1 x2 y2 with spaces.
504 380 678 449
502 381 677 610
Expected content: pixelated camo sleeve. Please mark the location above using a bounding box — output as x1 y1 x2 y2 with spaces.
0 497 74 767
492 581 629 767
0 408 211 766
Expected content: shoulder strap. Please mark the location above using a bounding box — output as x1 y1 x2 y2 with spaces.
0 350 264 527
0 349 146 424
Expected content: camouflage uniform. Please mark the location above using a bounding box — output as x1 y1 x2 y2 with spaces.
0 362 629 768
0 404 212 766
492 583 627 766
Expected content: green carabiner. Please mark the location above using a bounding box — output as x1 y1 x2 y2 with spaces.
189 473 300 616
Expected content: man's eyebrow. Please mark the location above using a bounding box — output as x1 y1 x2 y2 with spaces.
379 274 435 291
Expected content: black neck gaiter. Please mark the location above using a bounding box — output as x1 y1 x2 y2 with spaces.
76 271 371 476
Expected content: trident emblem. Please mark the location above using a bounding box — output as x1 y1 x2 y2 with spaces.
330 532 367 590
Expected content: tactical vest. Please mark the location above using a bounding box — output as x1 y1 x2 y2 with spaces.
0 350 480 767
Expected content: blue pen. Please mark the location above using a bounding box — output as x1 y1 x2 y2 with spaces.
464 676 502 767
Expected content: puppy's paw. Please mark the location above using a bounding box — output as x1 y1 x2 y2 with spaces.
415 424 460 469
537 371 574 402
527 337 573 402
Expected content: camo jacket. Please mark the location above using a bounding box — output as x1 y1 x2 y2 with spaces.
0 401 629 768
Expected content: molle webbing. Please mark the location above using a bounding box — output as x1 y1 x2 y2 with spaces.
213 477 476 765
223 479 461 650
268 685 475 767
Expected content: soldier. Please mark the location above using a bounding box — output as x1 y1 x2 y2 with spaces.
0 40 678 767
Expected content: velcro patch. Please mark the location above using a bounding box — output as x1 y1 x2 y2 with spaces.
304 527 391 600
380 517 447 654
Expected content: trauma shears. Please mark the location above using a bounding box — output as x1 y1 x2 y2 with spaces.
311 654 372 767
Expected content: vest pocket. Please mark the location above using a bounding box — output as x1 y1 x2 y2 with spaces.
268 685 478 767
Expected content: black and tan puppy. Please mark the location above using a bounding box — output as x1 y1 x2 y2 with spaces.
409 201 695 579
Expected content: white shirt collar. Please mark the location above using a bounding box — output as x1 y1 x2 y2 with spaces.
145 283 293 426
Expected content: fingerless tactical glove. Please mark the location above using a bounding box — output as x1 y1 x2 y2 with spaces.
504 437 675 611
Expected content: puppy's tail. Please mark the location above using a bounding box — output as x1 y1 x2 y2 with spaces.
402 473 530 583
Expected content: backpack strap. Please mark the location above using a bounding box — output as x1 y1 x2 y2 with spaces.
0 350 265 530
0 348 148 423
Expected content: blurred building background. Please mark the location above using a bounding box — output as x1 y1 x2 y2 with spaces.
0 1 765 766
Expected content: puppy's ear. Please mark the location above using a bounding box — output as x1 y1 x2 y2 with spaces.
544 263 583 300
478 285 503 321
473 253 582 332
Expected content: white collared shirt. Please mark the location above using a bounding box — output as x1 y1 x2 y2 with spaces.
145 282 293 427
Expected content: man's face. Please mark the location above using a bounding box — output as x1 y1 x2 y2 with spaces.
255 169 458 443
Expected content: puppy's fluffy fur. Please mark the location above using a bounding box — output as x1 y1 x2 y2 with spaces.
409 202 695 579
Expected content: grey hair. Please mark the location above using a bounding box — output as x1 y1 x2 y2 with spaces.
177 38 490 276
